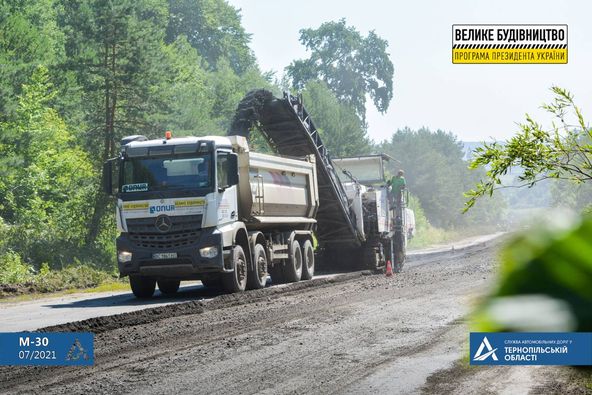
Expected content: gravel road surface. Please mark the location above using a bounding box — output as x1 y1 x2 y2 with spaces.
1 237 578 394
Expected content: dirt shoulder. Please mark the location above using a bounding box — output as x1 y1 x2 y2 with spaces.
422 360 591 394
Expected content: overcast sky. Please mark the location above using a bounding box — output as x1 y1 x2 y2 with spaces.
227 0 591 143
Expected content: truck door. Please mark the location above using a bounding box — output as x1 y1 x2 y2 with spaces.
216 152 238 225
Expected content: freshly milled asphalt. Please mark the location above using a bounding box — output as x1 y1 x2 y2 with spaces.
0 237 516 394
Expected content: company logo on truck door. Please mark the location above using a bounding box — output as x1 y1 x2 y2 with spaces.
150 204 175 214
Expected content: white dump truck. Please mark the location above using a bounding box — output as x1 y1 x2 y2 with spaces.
103 134 318 297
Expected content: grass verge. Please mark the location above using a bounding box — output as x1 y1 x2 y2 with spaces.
408 225 501 250
0 262 128 300
0 279 129 303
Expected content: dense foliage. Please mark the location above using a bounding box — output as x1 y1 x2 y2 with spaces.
166 0 255 73
301 81 371 157
0 0 271 277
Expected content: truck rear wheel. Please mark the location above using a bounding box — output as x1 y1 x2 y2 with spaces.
157 279 180 295
301 240 315 280
222 245 248 293
284 240 303 283
129 276 156 298
247 244 268 290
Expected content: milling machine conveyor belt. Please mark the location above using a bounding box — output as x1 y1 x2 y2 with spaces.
229 89 363 246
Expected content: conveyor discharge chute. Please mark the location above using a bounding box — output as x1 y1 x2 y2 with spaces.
229 90 363 247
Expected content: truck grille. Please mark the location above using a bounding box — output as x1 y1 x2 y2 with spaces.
126 215 202 250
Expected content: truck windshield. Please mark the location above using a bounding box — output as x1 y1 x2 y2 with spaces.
121 154 212 193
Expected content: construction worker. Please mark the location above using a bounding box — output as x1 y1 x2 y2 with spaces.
389 170 406 211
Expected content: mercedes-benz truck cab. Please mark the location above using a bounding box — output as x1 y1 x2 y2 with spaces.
103 133 318 298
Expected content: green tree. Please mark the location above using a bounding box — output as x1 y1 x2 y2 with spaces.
380 128 463 227
206 59 275 134
466 87 592 211
57 0 170 242
165 0 255 73
0 0 64 118
287 19 394 121
0 0 277 285
158 35 216 135
301 80 370 157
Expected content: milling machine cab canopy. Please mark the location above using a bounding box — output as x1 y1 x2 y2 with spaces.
332 154 396 186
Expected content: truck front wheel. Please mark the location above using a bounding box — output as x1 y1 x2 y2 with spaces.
222 245 248 293
129 276 156 298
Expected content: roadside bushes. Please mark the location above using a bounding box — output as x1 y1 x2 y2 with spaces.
32 265 116 293
407 194 458 249
0 250 34 284
0 259 118 296
1 207 118 295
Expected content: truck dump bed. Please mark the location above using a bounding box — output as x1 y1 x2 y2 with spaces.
241 149 318 229
229 90 363 247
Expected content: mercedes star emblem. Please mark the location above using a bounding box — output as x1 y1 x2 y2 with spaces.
155 215 172 233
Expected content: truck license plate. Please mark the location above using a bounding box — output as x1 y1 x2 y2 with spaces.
152 252 177 260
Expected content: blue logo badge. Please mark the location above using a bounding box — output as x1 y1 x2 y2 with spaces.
149 204 175 214
0 332 94 366
470 332 592 365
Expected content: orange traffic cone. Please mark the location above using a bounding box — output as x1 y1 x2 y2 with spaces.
386 260 393 277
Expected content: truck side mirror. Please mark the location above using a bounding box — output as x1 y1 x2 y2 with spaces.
227 153 239 186
102 159 116 196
